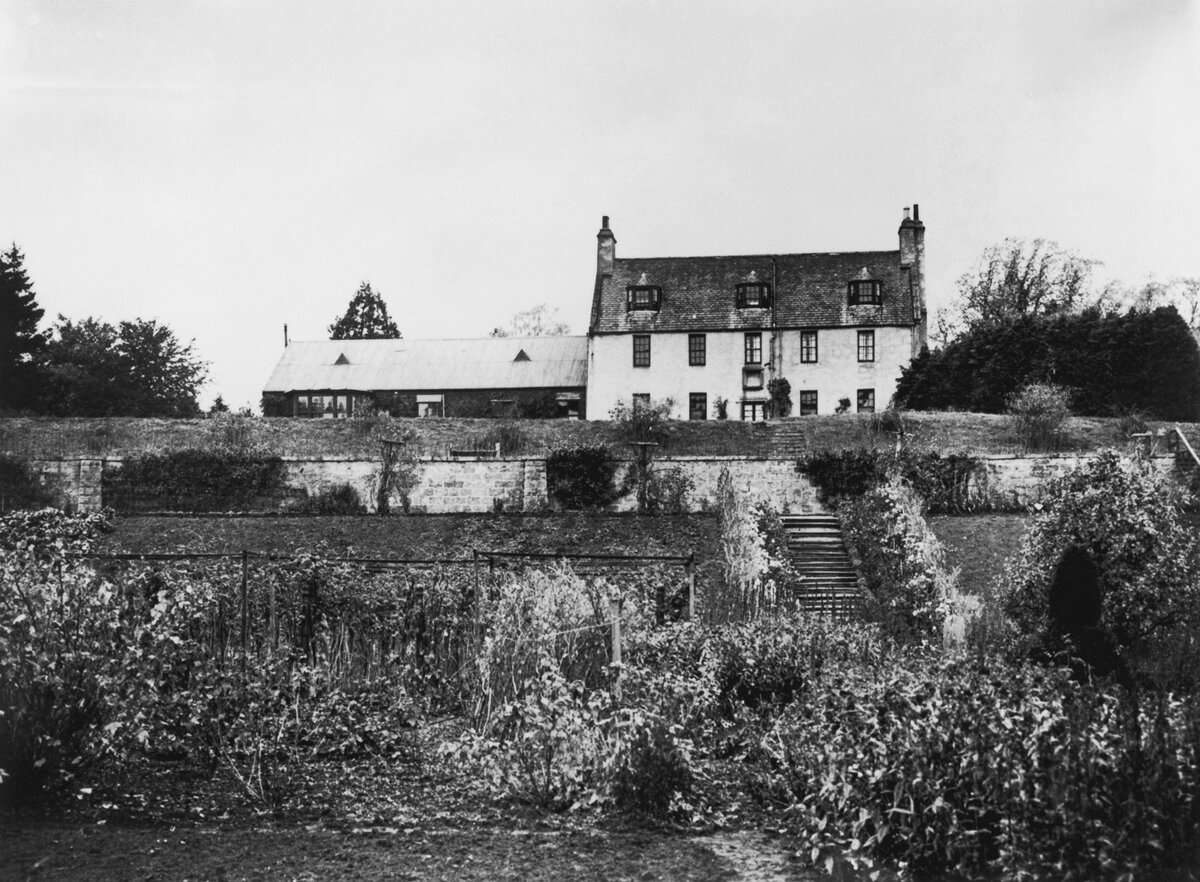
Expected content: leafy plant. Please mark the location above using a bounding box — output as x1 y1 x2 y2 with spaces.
0 554 124 802
839 478 956 640
767 377 792 418
1008 382 1073 452
546 445 622 510
0 455 56 512
102 449 287 513
998 451 1200 659
288 483 366 515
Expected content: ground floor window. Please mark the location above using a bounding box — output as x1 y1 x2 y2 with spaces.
799 390 817 416
857 388 875 413
741 401 767 422
295 392 353 418
417 393 444 418
689 392 707 420
631 393 650 412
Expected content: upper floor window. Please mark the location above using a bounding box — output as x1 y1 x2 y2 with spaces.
688 333 706 366
744 332 762 365
857 330 875 362
800 330 818 363
626 272 661 311
633 334 651 367
848 280 883 306
627 286 662 311
736 283 771 308
736 270 770 308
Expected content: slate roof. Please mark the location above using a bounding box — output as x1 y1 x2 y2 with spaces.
590 251 917 334
263 336 588 393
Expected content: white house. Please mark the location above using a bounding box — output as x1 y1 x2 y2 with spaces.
586 208 928 420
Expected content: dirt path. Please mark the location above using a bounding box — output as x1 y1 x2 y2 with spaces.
704 831 821 881
0 818 834 881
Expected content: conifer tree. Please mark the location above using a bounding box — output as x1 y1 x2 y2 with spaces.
328 282 401 340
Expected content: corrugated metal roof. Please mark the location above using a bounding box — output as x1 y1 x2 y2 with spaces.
263 336 588 393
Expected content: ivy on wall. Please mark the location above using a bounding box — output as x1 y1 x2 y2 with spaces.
103 449 287 513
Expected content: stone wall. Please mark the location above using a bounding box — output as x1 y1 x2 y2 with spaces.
974 455 1176 508
30 459 104 513
18 452 1182 515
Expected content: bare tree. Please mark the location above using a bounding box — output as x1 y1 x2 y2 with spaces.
490 303 570 337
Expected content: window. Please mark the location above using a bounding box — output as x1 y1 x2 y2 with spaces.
857 330 875 362
857 388 876 413
799 390 818 416
417 393 444 418
295 393 352 418
848 280 882 306
626 285 662 311
800 330 818 363
744 332 762 365
688 333 706 366
689 393 707 421
633 334 651 367
741 402 767 422
736 283 771 308
632 393 650 411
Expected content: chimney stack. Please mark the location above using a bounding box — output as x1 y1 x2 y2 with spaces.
897 204 927 352
597 215 616 276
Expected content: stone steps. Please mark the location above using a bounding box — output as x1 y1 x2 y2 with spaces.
780 514 862 619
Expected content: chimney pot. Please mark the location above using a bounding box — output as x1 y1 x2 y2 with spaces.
602 215 609 229
913 204 920 222
903 207 911 221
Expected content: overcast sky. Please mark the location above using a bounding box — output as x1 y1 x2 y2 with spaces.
1 0 1197 411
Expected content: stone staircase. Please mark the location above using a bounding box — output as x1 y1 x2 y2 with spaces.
769 421 812 460
779 513 862 618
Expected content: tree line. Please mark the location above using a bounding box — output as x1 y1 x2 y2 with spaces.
902 238 1200 421
1 245 209 417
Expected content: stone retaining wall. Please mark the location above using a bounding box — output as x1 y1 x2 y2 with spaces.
19 453 1182 515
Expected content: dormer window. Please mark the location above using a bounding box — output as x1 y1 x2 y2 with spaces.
848 276 883 306
735 271 771 308
626 273 662 311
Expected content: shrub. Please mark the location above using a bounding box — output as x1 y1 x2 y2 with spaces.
465 564 627 728
771 656 1200 880
646 465 693 513
0 554 125 802
288 483 366 515
609 710 694 817
1008 382 1073 452
800 449 993 513
0 455 56 512
711 468 775 622
0 508 112 555
546 445 621 510
839 478 956 641
447 660 608 810
103 449 287 512
610 396 676 445
767 377 792 418
998 451 1200 660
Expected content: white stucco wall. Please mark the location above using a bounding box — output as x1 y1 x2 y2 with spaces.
587 326 917 419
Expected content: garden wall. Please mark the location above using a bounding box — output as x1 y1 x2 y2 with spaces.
18 452 1182 516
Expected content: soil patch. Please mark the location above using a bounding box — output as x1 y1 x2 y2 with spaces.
98 513 720 563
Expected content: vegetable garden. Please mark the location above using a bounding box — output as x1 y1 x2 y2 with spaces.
3 448 1200 880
